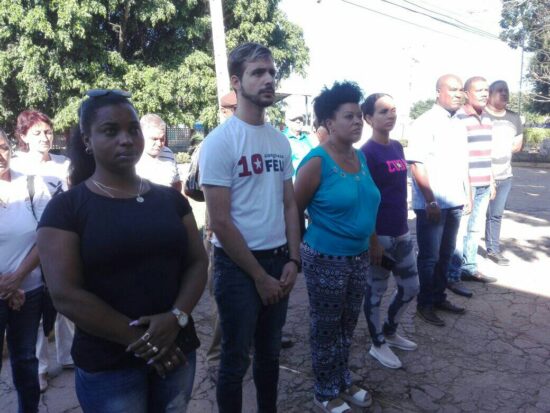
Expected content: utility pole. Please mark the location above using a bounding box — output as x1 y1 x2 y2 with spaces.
518 36 525 116
208 0 230 120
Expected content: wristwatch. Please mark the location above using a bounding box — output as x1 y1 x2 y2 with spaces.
288 258 302 272
171 308 189 328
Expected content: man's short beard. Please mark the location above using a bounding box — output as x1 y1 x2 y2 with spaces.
240 85 274 108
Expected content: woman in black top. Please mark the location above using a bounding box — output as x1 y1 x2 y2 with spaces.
37 90 207 413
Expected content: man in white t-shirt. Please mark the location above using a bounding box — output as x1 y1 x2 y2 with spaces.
199 43 300 413
483 80 523 266
136 114 182 191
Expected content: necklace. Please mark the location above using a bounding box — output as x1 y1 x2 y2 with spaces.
91 178 145 203
328 141 355 160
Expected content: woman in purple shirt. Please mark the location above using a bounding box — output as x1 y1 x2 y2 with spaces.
360 94 419 369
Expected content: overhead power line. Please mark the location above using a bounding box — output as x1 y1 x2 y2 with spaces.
403 0 484 23
340 0 464 40
340 0 502 41
381 0 500 39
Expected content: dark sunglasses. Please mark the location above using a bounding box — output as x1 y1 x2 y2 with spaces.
85 89 132 98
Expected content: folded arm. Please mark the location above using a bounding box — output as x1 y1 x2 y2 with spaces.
37 227 144 347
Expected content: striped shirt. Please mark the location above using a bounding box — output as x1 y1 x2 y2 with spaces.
456 105 492 187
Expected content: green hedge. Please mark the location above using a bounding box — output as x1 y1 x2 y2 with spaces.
524 128 550 147
175 152 191 164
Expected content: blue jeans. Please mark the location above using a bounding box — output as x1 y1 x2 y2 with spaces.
0 287 43 413
75 351 196 413
486 177 513 254
213 248 289 413
415 207 462 308
448 186 491 281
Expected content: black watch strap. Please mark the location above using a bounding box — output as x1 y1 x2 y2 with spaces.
288 258 302 272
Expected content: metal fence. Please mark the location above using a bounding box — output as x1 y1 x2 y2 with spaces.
166 126 192 152
51 125 193 154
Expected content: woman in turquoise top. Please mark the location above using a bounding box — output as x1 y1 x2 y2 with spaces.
294 82 380 413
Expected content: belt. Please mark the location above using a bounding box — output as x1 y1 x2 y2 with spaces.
304 242 368 261
214 244 288 259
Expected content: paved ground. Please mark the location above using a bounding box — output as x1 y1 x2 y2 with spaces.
2 166 550 412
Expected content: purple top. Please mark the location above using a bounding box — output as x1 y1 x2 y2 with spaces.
361 139 409 237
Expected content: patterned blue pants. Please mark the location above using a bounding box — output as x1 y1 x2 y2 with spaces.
301 243 368 402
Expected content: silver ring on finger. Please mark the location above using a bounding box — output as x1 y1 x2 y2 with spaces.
151 346 159 354
141 332 151 341
146 341 153 348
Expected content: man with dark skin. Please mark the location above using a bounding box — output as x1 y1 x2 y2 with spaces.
407 74 471 327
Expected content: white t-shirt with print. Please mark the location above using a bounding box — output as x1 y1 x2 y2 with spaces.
199 115 293 250
484 110 523 180
11 152 69 196
0 171 50 292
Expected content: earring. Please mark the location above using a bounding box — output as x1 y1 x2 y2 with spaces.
85 146 92 155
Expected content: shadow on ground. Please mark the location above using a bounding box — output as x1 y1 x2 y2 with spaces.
1 168 549 413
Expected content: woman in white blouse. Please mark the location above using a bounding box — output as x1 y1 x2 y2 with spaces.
0 128 49 413
12 109 74 392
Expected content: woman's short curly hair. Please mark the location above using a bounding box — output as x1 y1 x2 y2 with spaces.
313 81 363 126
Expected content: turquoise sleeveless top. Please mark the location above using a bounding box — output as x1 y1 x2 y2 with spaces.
298 146 381 256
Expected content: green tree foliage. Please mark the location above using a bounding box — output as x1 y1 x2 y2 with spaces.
0 0 309 133
500 0 550 113
409 98 435 120
507 91 532 114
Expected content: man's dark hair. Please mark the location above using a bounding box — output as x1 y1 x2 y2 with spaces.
489 80 508 95
361 93 392 119
228 43 273 80
313 81 363 125
464 76 487 92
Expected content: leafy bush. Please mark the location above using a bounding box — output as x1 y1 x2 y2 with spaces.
175 152 191 164
524 112 548 127
523 128 550 147
409 99 435 120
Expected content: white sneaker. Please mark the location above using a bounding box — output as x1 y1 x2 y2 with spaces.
38 373 48 393
369 343 402 369
384 333 418 351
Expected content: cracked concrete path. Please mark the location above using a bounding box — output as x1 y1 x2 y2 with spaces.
1 166 549 412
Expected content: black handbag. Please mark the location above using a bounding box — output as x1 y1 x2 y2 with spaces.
183 143 205 202
27 175 57 336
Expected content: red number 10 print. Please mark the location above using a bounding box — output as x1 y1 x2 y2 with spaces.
238 154 264 177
